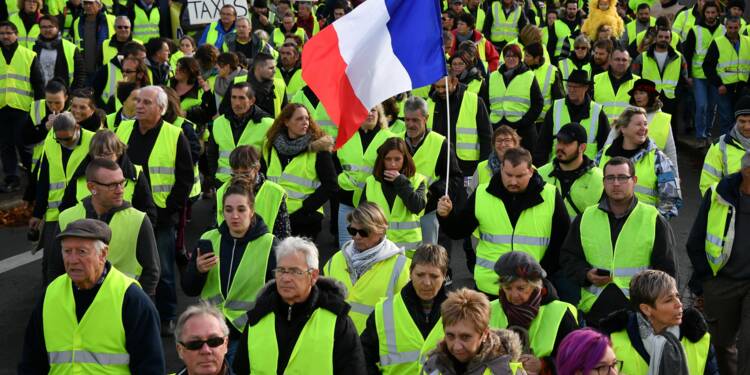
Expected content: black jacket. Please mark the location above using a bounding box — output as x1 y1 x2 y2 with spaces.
535 96 610 166
33 36 86 90
683 21 722 78
1 41 45 100
360 174 427 215
599 309 720 375
32 135 91 219
703 34 746 92
560 196 676 286
182 217 278 340
233 278 367 375
438 171 570 280
18 262 166 375
491 63 544 153
430 83 493 176
360 281 447 375
49 197 160 295
403 131 465 213
220 73 288 118
93 56 123 112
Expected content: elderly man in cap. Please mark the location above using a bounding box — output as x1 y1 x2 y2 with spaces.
700 96 750 195
687 151 750 375
534 69 610 167
18 218 165 374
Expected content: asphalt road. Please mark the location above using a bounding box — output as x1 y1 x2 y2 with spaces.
0 141 704 374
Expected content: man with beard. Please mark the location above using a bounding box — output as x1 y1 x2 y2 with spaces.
221 53 287 118
33 15 85 89
524 42 565 125
622 3 655 46
534 69 609 166
546 0 583 63
590 38 612 77
276 42 303 100
593 46 640 124
631 26 687 115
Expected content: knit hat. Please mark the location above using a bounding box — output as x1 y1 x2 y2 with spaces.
735 96 750 119
493 252 547 280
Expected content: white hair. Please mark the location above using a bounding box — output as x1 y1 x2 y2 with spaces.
93 239 107 254
174 302 229 342
274 236 319 270
52 111 78 132
236 16 251 27
404 95 428 117
115 15 131 25
140 85 168 116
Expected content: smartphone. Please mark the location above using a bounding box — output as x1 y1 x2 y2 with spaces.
595 268 612 277
197 239 213 256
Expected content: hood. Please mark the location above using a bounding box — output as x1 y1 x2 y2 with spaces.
246 277 350 325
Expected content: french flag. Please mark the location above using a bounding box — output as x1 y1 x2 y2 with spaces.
301 0 447 148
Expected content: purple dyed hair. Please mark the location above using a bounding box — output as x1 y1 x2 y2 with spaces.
556 328 612 375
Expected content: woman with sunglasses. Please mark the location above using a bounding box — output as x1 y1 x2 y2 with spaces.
557 35 592 84
556 328 622 375
324 201 411 334
215 145 290 240
360 137 427 256
88 128 156 223
182 178 279 365
599 270 719 375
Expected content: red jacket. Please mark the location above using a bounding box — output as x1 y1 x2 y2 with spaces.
450 29 500 72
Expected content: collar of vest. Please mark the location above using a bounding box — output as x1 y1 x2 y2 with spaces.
79 196 133 221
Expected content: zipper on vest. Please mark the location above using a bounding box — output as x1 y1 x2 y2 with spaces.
226 239 237 294
287 305 292 321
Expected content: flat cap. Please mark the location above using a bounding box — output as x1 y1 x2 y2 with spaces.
57 219 112 244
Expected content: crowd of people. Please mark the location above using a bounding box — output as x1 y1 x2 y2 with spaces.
3 0 750 373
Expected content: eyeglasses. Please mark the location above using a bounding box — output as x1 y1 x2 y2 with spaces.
179 336 226 351
347 226 370 238
593 360 623 374
115 25 130 29
92 179 127 191
54 134 75 143
604 175 632 183
273 267 312 277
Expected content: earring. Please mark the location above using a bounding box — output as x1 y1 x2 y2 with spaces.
91 190 96 195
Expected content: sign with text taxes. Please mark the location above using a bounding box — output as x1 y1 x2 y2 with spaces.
186 0 249 25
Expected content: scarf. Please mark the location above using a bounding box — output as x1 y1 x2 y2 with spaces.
487 152 502 175
37 36 61 50
273 132 312 157
342 237 402 282
637 313 690 375
499 287 542 329
731 126 750 151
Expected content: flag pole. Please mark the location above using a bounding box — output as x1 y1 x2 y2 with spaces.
444 76 451 197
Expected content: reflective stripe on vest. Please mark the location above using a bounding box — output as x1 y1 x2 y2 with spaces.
364 174 426 254
490 3 522 42
474 183 556 294
264 146 322 214
537 161 604 219
715 35 750 84
489 299 575 357
324 252 410 334
551 99 602 161
102 62 123 105
248 309 336 373
552 20 574 57
215 178 286 230
598 144 659 205
375 293 444 373
578 202 657 312
641 51 682 99
408 131 444 186
455 90 481 161
489 69 534 123
132 6 160 41
611 329 711 375
705 187 735 276
593 72 640 123
43 267 136 374
534 63 557 121
43 129 94 221
0 45 36 111
700 136 745 194
647 111 671 150
336 128 395 201
200 230 274 331
59 203 146 279
213 115 274 183
9 14 40 48
116 121 181 208
691 25 725 79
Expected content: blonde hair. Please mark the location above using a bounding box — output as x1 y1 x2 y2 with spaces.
347 202 389 236
614 106 647 129
441 288 491 334
18 0 42 11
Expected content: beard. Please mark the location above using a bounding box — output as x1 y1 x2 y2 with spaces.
656 41 669 49
557 149 581 164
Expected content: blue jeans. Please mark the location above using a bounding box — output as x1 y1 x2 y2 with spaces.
420 211 439 245
711 86 735 136
693 78 714 139
155 225 177 323
337 203 355 248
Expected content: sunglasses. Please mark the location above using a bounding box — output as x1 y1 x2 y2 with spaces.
346 226 370 238
179 336 225 350
116 25 130 29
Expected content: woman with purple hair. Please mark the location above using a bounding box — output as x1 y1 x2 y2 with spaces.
556 328 621 375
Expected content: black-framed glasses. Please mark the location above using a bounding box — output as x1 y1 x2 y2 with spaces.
347 226 370 238
593 360 623 374
179 336 226 351
603 175 633 183
54 134 75 143
273 267 312 277
92 179 127 191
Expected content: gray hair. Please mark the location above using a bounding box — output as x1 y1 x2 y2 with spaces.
174 302 230 343
53 112 78 132
140 85 168 116
236 16 251 27
574 34 590 48
499 276 544 291
114 15 131 26
92 239 107 254
274 236 319 270
403 95 428 117
629 269 677 311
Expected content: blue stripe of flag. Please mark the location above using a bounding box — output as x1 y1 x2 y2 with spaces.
384 0 447 88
